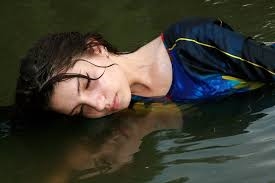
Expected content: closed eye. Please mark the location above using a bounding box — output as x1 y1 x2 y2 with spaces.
85 72 91 89
77 73 91 116
72 73 95 117
70 76 87 117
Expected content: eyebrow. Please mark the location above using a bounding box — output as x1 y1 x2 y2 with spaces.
69 77 81 116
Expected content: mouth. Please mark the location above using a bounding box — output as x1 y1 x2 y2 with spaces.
111 93 120 111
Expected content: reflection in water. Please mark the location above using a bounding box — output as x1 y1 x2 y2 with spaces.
38 103 183 183
0 106 12 138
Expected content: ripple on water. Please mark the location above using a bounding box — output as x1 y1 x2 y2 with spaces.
148 101 275 183
0 120 10 139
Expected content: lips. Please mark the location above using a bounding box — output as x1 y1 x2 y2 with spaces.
111 94 120 111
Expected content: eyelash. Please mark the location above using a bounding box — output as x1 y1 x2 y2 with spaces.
77 73 91 116
85 72 91 89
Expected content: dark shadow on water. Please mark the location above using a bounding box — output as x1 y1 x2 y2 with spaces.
178 85 275 140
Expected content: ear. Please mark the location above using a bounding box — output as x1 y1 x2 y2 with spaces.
86 39 109 58
92 45 109 57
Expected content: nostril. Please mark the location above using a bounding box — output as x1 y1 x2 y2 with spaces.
105 103 111 110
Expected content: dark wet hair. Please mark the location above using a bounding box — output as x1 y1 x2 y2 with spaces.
15 32 119 119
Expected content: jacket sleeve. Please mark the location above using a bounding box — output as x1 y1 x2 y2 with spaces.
241 39 275 82
194 19 275 82
164 17 275 82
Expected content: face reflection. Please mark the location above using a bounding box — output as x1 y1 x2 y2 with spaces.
49 55 132 118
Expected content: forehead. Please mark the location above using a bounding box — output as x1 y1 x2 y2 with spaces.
49 78 78 114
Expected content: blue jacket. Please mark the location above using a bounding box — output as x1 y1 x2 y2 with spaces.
132 17 275 103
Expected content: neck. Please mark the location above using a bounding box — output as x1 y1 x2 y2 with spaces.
110 36 172 97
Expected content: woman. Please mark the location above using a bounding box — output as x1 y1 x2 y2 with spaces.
15 17 275 119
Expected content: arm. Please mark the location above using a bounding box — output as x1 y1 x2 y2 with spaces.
202 20 275 82
163 17 275 82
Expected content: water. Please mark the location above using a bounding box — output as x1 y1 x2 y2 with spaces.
1 0 275 182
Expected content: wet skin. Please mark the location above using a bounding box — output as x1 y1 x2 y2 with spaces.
50 54 132 118
49 36 172 118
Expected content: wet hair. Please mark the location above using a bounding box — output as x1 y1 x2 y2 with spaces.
14 32 119 119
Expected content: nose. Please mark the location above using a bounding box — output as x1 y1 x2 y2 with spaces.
84 93 107 112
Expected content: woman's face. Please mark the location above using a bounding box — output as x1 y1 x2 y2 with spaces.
49 54 132 118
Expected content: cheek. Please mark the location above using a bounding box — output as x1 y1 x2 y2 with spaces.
107 67 129 88
97 70 120 91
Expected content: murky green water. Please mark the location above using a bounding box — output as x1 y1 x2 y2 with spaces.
1 0 275 182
